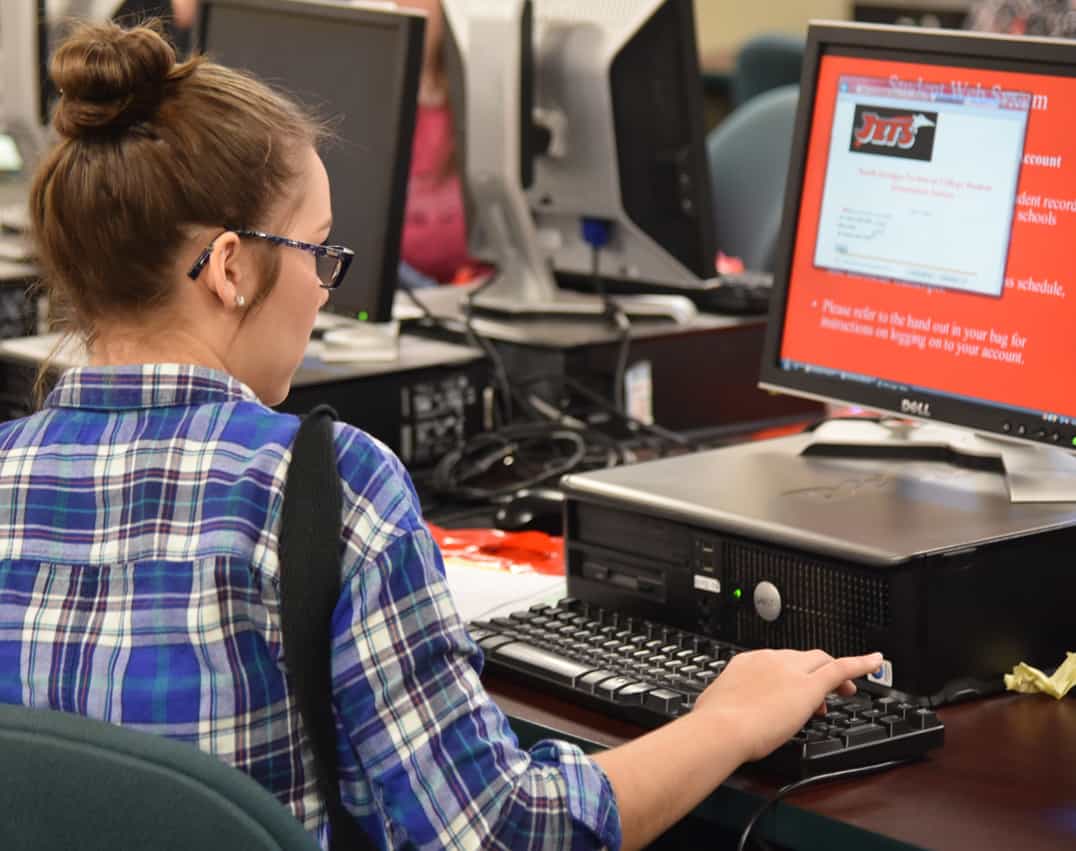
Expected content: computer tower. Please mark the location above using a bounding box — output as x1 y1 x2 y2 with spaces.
560 432 1076 704
278 337 490 470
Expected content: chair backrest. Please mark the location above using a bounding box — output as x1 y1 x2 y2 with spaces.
731 33 805 108
0 703 322 851
705 83 799 273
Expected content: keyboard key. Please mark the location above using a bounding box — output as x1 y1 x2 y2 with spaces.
616 682 657 705
911 708 941 729
644 688 689 715
666 676 705 694
595 676 637 700
842 697 874 714
578 669 619 692
484 640 594 686
842 724 889 747
805 737 844 757
878 714 913 736
477 634 519 653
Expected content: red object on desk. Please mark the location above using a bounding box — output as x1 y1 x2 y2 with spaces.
427 524 566 576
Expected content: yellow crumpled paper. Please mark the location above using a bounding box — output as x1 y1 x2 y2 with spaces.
1004 652 1076 699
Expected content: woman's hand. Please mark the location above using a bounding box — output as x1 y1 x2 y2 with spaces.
694 648 884 762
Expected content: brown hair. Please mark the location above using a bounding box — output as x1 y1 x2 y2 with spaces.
30 21 324 340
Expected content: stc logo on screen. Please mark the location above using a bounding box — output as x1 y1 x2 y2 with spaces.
850 105 937 161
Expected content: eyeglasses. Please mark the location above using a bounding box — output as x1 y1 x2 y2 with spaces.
187 229 354 290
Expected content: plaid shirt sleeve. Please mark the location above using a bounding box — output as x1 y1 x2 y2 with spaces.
328 426 622 850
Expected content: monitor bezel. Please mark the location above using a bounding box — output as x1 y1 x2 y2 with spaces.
759 21 1076 451
194 0 424 324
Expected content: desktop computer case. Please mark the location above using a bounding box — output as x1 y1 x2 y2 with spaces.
560 433 1076 705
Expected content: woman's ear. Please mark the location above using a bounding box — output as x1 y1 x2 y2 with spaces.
201 231 246 310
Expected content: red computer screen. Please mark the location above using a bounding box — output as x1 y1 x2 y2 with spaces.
779 53 1076 421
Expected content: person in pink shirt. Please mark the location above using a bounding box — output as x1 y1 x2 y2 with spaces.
398 0 473 284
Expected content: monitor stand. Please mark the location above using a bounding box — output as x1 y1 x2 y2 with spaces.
466 176 697 324
803 418 1076 504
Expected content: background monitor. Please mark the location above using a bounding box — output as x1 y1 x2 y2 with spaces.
528 0 717 293
441 0 710 318
197 0 423 323
760 22 1076 454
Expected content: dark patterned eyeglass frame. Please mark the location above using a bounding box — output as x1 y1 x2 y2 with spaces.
186 229 354 290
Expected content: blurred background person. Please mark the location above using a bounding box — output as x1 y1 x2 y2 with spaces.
397 0 475 285
966 0 1076 37
110 0 196 53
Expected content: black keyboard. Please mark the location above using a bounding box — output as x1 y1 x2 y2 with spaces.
470 598 944 780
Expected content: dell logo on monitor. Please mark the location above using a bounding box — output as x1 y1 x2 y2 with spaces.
901 398 933 417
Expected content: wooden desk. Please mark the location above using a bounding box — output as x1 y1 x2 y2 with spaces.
486 676 1076 851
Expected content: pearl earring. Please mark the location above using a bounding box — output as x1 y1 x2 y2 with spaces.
235 294 246 308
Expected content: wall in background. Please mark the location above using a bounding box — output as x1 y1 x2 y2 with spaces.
694 1 849 62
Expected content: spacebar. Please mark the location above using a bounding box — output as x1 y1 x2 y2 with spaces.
485 640 594 686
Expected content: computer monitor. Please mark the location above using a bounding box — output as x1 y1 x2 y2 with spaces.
0 0 50 173
759 22 1076 502
441 0 707 319
196 0 424 323
528 0 717 293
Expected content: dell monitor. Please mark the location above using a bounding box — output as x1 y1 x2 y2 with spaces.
759 22 1076 502
441 0 706 319
197 0 424 324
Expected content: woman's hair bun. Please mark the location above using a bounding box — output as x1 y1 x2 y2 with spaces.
51 22 177 139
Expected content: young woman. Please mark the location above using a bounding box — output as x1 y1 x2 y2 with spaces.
0 22 883 850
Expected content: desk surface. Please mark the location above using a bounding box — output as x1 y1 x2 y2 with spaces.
411 282 761 349
486 675 1076 851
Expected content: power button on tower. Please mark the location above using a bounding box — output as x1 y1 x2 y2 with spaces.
753 581 782 622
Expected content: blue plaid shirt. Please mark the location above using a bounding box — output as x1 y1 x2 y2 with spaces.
0 364 620 850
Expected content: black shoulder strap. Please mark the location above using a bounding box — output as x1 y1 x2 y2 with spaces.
278 405 375 851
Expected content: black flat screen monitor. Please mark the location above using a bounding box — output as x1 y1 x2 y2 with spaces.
197 0 423 322
760 22 1076 451
528 0 717 291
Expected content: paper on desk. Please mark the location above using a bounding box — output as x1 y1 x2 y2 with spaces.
1004 652 1076 699
444 560 565 622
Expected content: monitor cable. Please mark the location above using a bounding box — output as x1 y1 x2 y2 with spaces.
461 274 514 427
515 370 696 454
735 758 912 851
582 218 631 416
430 422 589 502
399 282 436 322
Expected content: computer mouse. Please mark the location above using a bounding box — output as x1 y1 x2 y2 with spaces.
493 487 566 535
